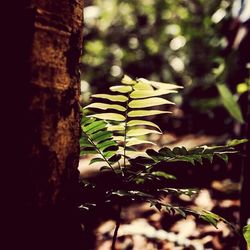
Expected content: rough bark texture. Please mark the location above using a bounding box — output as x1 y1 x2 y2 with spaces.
3 1 84 249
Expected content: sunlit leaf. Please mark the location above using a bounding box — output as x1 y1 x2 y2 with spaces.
107 125 125 131
113 136 124 141
110 85 133 93
125 151 148 158
137 78 183 90
226 138 248 147
84 103 126 111
127 120 161 132
121 74 137 85
133 82 154 90
126 138 156 146
128 110 171 117
129 97 174 108
130 89 177 99
89 113 125 121
127 128 161 136
91 94 128 102
243 225 250 246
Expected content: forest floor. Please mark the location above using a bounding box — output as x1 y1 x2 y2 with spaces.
79 133 242 250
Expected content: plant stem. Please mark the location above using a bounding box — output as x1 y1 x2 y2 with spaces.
111 205 122 250
84 132 116 173
122 99 129 175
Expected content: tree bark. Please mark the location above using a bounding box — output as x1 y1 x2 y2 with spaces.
2 1 84 249
240 90 250 250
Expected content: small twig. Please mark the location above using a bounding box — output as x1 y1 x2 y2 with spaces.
111 205 122 250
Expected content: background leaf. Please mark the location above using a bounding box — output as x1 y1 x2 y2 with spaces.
243 225 250 246
216 83 244 123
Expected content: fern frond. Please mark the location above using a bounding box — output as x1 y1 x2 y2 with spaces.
146 144 239 165
83 74 181 166
81 117 121 171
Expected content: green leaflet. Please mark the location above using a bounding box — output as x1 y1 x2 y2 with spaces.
97 140 117 151
103 151 117 159
146 144 238 165
81 116 96 126
82 120 107 134
130 89 177 99
128 97 174 108
128 110 171 117
84 103 126 112
226 138 248 147
127 128 161 136
89 131 112 143
199 210 221 228
126 138 156 146
121 75 137 85
137 78 183 90
110 85 133 93
89 157 105 165
152 171 176 180
89 113 125 121
91 94 128 102
216 83 244 123
80 137 92 147
127 120 161 132
80 149 97 155
243 225 250 246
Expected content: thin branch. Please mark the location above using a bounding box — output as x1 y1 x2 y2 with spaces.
83 132 116 173
111 205 122 250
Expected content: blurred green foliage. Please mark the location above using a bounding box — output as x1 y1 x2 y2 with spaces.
81 0 243 134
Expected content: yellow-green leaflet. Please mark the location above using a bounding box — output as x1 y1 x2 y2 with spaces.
126 138 156 146
129 97 174 108
125 151 148 158
137 78 183 90
107 125 125 131
127 128 161 136
133 82 154 90
127 120 161 131
128 110 171 117
113 136 124 141
91 94 128 102
88 113 125 121
84 103 126 111
130 89 177 99
110 85 133 93
121 75 137 85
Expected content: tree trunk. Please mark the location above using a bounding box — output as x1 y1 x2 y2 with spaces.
240 90 250 250
2 1 84 249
